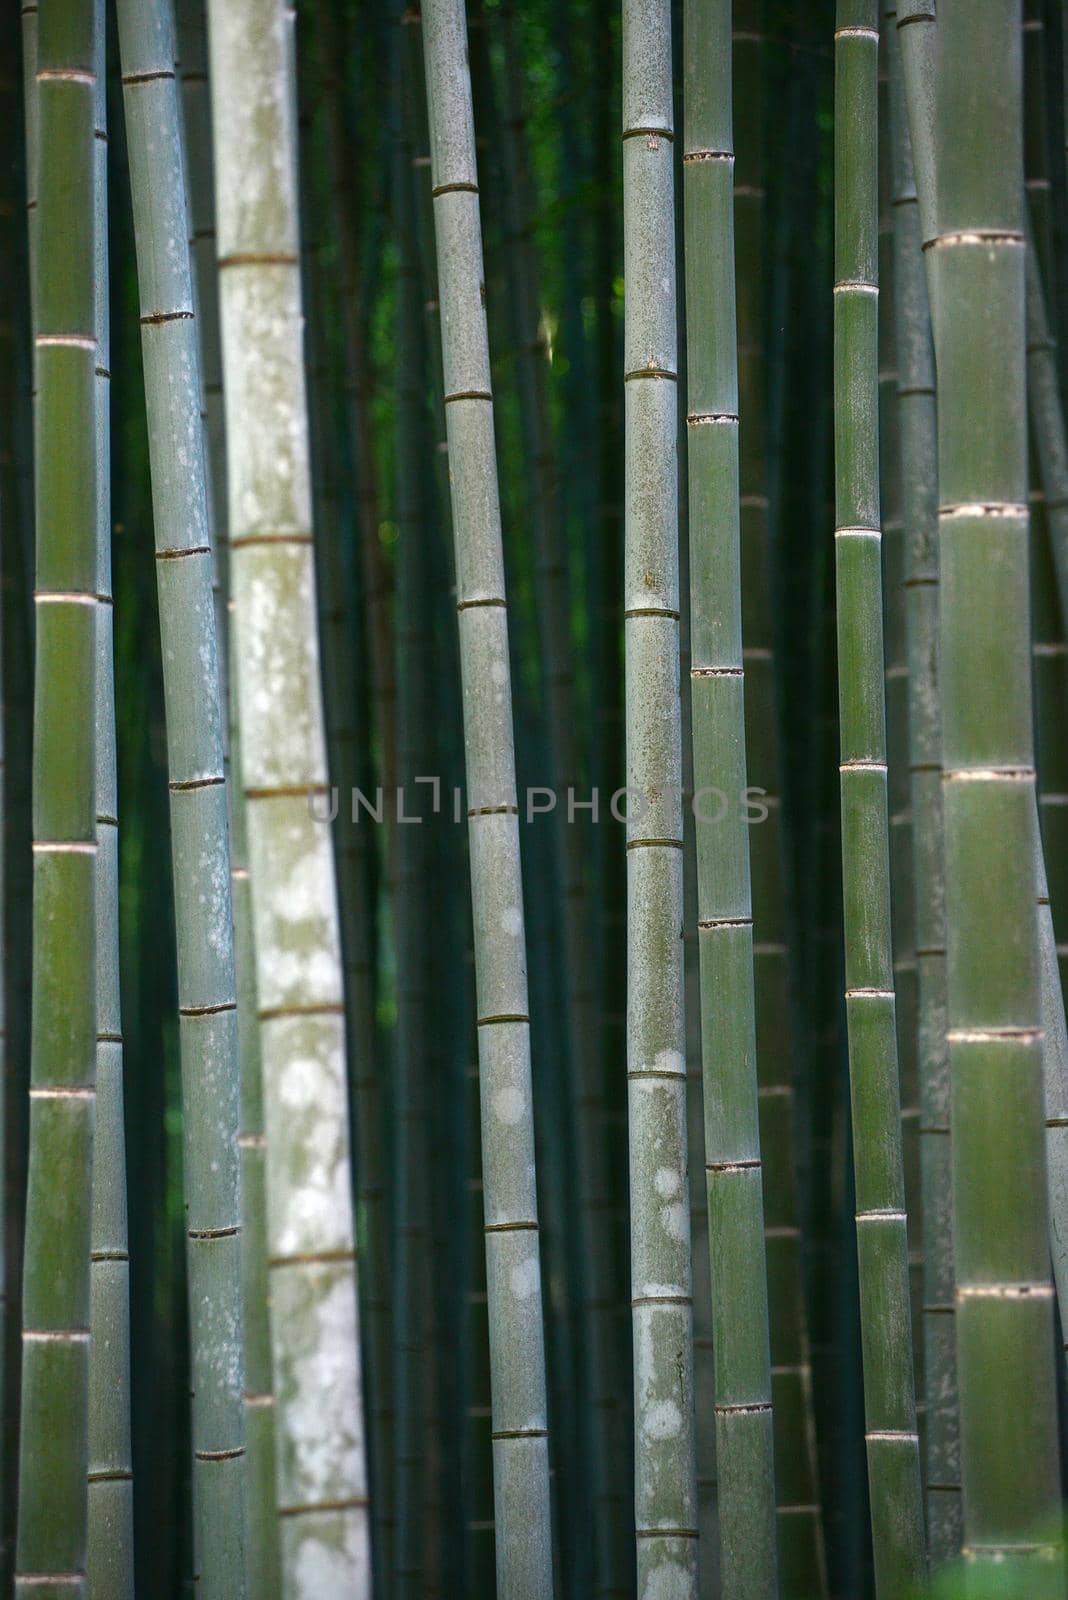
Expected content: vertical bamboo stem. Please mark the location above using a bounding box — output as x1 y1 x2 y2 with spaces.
885 8 961 1566
622 2 698 1595
420 3 555 1593
116 2 248 1590
926 0 1063 1585
733 8 827 1591
833 6 926 1593
208 0 371 1589
87 4 134 1594
682 2 777 1593
16 3 98 1593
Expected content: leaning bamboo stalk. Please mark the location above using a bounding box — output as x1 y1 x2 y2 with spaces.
116 2 247 1592
885 10 961 1565
86 4 135 1593
833 7 926 1593
1024 235 1068 1382
208 0 371 1589
924 0 1063 1584
622 1 698 1594
16 2 98 1593
682 2 776 1592
420 2 555 1594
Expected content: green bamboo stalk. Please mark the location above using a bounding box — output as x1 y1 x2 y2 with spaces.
0 22 19 1591
316 6 397 843
420 3 555 1594
622 2 697 1595
302 25 394 1586
207 0 371 1588
492 16 618 1586
1025 234 1068 1383
924 0 1063 1584
16 2 98 1593
878 32 924 1445
682 3 776 1593
732 9 827 1592
392 87 434 1600
173 4 281 1590
86 4 134 1593
885 9 962 1566
115 1 247 1592
833 7 926 1594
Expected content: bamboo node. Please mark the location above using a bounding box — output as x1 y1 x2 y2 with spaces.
834 25 879 40
946 1026 1042 1044
942 766 1034 782
835 526 881 539
121 70 176 87
687 412 738 426
924 229 1024 251
36 68 95 85
833 281 878 295
865 1430 919 1442
431 181 479 198
938 500 1027 520
955 1282 1053 1299
714 1400 772 1415
682 149 733 164
35 334 96 350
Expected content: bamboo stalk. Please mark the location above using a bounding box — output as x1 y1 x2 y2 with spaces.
115 1 247 1591
86 4 135 1594
391 76 434 1598
923 0 1064 1584
732 8 827 1592
622 2 698 1595
682 3 777 1593
491 14 620 1586
833 7 926 1593
420 3 555 1593
885 7 962 1566
208 0 371 1588
16 3 99 1593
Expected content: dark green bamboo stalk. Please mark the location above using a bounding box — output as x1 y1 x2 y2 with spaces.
732 9 827 1592
116 1 247 1591
317 6 397 841
16 3 98 1593
886 8 961 1566
420 3 555 1593
391 85 434 1599
87 6 134 1594
682 3 776 1593
208 0 371 1586
492 17 618 1585
833 7 925 1593
878 34 924 1454
925 0 1063 1584
622 3 697 1595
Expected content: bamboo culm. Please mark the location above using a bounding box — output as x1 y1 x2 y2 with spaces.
420 2 556 1594
731 7 828 1592
622 2 698 1595
16 3 99 1594
833 6 926 1593
208 0 371 1589
682 1 777 1593
885 8 961 1565
174 2 282 1590
87 2 135 1593
923 0 1063 1585
115 0 247 1591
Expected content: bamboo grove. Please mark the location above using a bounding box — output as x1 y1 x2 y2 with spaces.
3 0 1068 1596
